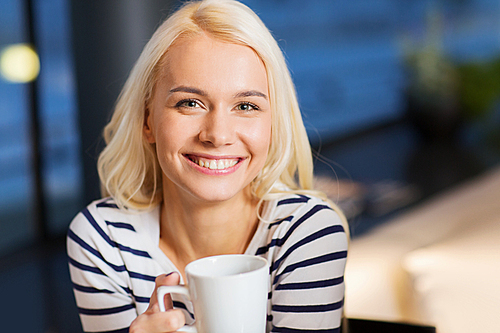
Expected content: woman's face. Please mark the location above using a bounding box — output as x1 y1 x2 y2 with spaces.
144 33 272 204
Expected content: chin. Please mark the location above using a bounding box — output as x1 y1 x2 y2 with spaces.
193 191 241 203
187 183 252 204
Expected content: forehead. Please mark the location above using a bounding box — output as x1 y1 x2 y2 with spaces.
156 33 268 91
166 32 263 64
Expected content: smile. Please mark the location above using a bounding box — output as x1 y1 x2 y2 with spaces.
186 155 241 170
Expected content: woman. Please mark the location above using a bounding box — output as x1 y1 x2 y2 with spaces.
67 0 349 332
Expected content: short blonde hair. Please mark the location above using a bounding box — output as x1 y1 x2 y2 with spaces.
98 0 347 233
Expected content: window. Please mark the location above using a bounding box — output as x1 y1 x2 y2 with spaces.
0 0 82 256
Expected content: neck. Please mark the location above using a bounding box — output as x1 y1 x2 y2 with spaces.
158 186 260 274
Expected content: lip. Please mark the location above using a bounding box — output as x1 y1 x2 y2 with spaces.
183 154 245 175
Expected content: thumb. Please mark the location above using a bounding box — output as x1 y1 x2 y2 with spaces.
148 272 181 312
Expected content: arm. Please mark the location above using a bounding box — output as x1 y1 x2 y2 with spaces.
269 204 348 333
67 208 184 333
67 209 137 332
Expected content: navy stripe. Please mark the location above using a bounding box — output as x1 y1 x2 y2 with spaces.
105 221 136 232
267 215 294 229
276 276 344 291
96 201 119 209
68 256 105 275
277 205 331 246
117 244 151 258
257 217 294 255
271 225 345 272
82 208 151 258
256 205 331 256
273 251 347 285
73 282 137 301
134 295 150 303
267 314 273 322
70 269 132 296
256 244 271 256
78 304 135 316
73 283 114 294
275 276 344 290
129 271 156 281
81 208 118 245
277 195 310 206
173 301 195 319
272 326 340 333
68 229 101 258
273 299 343 313
68 229 127 272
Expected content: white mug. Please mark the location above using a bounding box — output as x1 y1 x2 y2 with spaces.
157 254 269 333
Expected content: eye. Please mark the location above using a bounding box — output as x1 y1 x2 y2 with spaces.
236 102 259 112
176 99 201 108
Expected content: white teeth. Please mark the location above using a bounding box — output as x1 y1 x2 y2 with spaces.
209 160 217 170
191 156 239 170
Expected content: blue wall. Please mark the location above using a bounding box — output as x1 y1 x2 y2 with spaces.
243 0 500 144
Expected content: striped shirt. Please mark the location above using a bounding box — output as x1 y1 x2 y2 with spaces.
67 194 348 333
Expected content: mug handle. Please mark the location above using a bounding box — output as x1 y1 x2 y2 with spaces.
157 285 197 333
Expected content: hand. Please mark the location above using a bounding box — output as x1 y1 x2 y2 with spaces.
130 272 186 333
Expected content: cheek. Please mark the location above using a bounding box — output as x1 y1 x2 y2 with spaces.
153 119 185 160
155 115 196 145
248 119 272 159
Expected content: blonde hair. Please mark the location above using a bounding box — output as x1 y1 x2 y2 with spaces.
97 0 348 233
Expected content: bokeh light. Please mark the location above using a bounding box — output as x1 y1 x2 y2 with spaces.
0 43 40 83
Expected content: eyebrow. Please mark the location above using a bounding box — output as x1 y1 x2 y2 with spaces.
169 86 268 100
234 90 268 100
169 86 207 96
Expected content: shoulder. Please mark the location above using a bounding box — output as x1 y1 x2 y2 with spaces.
267 193 344 230
259 193 348 283
67 197 158 278
263 192 348 252
68 197 155 252
70 197 156 230
69 198 128 236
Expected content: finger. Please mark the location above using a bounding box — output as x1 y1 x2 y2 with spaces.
148 272 181 311
130 308 185 333
151 308 186 332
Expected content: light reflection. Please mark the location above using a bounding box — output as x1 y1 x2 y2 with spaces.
0 43 40 83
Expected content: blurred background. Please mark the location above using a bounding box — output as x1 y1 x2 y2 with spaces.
1 0 499 332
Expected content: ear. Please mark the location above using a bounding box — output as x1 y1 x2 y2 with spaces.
143 106 156 143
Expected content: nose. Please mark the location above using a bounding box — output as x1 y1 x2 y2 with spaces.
198 108 236 147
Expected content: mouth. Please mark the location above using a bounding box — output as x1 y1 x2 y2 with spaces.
185 154 242 170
